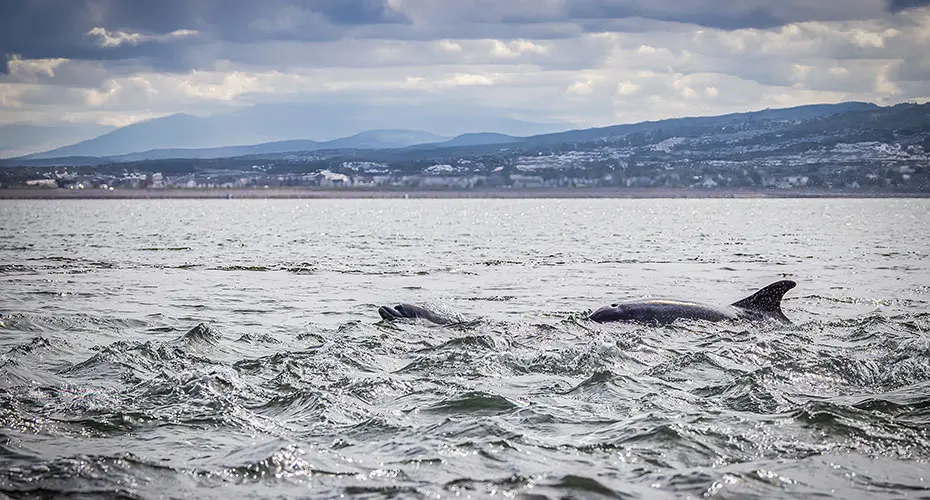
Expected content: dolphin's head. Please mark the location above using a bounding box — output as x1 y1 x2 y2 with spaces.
378 304 409 321
378 303 452 325
588 304 626 323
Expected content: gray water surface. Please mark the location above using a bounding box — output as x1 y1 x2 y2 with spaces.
1 198 928 498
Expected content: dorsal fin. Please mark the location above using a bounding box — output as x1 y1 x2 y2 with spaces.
730 280 796 323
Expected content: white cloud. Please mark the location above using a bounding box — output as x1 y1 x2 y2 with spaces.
0 84 27 108
7 55 69 80
443 73 495 86
437 40 462 52
489 39 550 59
87 27 143 48
875 70 902 97
567 80 595 95
85 80 122 107
616 81 639 95
87 27 199 48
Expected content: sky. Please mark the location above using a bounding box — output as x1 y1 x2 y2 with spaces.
1 0 929 131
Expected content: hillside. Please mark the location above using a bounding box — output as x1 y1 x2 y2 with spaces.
3 101 928 193
0 123 115 159
20 103 563 160
103 130 446 162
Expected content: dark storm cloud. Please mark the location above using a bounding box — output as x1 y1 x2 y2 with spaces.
188 0 409 43
562 0 889 30
566 2 781 30
0 1 109 65
0 0 204 74
887 0 930 12
0 0 406 72
0 0 924 76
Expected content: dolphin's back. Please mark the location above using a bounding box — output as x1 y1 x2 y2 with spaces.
589 299 737 325
588 280 797 325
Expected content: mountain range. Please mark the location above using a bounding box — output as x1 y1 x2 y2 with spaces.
3 101 928 194
6 100 929 169
94 130 450 163
13 102 560 161
0 123 115 159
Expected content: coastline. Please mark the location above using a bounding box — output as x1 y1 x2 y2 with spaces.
1 187 927 200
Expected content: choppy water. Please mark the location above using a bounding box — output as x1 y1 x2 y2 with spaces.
0 198 928 499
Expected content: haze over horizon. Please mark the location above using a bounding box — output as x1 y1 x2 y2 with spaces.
2 0 930 138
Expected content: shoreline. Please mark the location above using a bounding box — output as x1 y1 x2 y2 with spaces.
1 187 927 200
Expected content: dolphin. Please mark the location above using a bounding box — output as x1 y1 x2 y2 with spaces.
378 280 797 326
587 280 796 325
378 303 456 325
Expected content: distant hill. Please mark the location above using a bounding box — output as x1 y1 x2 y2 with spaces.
107 140 324 162
11 130 515 165
4 101 927 192
322 130 445 150
319 101 926 169
7 101 924 171
23 114 223 159
433 132 521 148
104 130 445 162
20 102 564 160
0 123 114 159
521 101 880 146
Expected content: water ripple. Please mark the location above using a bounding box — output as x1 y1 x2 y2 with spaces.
2 198 929 498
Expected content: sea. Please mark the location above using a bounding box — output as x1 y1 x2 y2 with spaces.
0 197 928 499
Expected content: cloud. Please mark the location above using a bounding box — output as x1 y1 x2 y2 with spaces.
887 0 930 12
0 0 407 69
0 1 928 130
389 0 890 31
565 0 886 29
86 27 199 48
6 56 69 81
0 1 897 68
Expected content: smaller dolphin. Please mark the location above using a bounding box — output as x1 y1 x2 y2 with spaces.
588 280 796 325
378 303 455 325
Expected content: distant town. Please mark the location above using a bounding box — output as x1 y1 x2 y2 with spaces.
5 153 927 196
3 101 929 195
